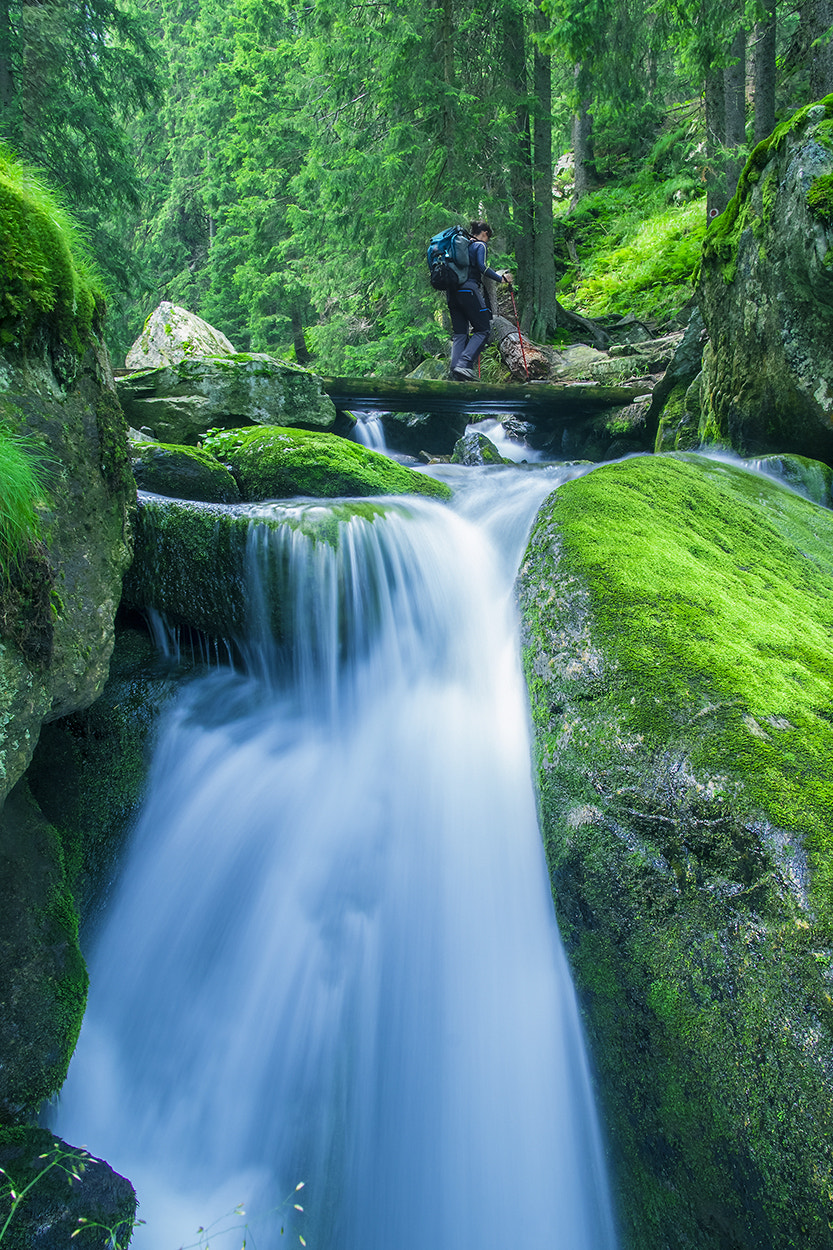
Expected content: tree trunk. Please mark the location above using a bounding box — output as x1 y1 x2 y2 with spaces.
753 0 776 144
806 0 833 98
291 304 312 365
529 0 559 341
569 63 595 208
724 25 746 201
0 0 12 114
705 63 728 218
438 0 456 194
503 4 534 304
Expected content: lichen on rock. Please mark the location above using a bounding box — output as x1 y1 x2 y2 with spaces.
125 301 236 369
517 452 833 1249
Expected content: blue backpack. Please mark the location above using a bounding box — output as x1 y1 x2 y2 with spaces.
426 225 471 291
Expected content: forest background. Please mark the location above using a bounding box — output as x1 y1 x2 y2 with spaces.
0 0 831 375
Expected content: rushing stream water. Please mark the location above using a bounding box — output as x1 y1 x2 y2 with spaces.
56 465 618 1250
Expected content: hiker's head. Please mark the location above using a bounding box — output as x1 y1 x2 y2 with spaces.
469 220 493 240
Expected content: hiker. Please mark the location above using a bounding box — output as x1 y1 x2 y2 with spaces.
448 222 513 381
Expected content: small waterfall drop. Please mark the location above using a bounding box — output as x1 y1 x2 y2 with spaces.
56 466 617 1250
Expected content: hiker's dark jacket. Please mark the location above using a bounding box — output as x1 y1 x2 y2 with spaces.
464 239 502 288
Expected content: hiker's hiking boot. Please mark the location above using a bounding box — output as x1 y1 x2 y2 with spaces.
451 366 477 381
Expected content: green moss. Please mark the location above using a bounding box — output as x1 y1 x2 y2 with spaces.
519 453 833 1248
551 455 833 912
0 149 105 357
807 171 833 223
204 426 452 502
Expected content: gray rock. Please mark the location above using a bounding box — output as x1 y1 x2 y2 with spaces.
125 301 235 369
116 354 338 445
450 431 507 465
699 100 833 460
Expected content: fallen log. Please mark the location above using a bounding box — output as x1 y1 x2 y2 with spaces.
490 315 551 381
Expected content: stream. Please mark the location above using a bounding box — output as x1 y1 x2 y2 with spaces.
55 464 618 1250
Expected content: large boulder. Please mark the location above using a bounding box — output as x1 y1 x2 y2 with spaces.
203 426 452 502
0 149 134 1225
699 96 833 462
517 453 833 1250
125 301 236 369
116 354 339 444
0 154 134 808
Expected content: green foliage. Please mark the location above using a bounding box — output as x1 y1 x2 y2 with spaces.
557 179 706 324
0 426 46 584
0 0 158 295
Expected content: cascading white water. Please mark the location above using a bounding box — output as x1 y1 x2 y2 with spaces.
56 465 618 1250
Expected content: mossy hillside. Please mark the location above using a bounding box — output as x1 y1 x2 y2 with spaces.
518 453 833 1249
0 150 105 360
204 426 452 502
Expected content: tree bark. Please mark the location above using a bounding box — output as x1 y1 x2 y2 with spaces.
806 0 833 98
724 25 746 201
569 63 595 208
291 303 312 365
529 0 559 341
705 63 728 218
503 3 534 305
491 314 550 379
0 0 12 114
753 0 776 144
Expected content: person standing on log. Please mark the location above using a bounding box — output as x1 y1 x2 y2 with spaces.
448 222 513 381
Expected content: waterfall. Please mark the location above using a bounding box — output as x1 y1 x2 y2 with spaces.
55 465 618 1250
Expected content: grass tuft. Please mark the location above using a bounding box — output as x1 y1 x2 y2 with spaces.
0 427 48 582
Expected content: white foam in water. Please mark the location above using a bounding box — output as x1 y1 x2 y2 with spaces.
56 466 617 1250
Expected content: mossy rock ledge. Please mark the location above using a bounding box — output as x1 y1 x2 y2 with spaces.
699 95 833 461
203 426 452 502
517 453 833 1250
0 152 135 1233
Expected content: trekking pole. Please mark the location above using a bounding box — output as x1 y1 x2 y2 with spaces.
507 284 529 380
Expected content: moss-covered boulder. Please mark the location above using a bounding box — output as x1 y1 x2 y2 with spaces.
0 150 136 1232
0 1126 136 1249
125 300 236 369
116 354 338 444
517 453 833 1250
450 430 507 465
0 154 134 803
131 438 240 503
204 426 452 502
699 96 833 461
123 495 404 642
